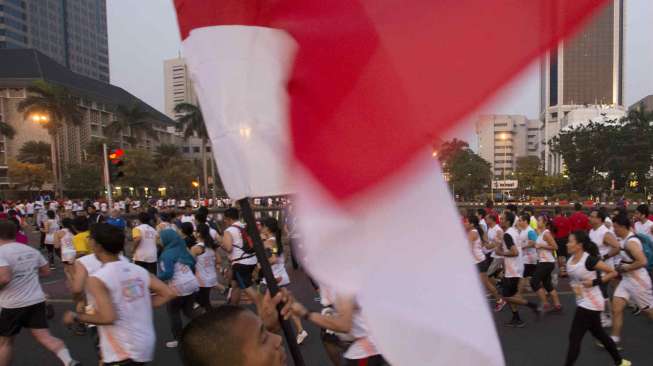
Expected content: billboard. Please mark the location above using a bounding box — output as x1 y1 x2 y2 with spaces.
492 180 518 190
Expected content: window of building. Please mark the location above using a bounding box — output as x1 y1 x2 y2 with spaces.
206 146 211 152
551 112 557 119
182 146 190 153
549 50 558 106
493 123 508 127
193 146 200 153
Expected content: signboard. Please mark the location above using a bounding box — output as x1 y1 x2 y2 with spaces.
492 180 518 190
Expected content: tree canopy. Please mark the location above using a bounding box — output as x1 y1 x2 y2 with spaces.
437 139 492 200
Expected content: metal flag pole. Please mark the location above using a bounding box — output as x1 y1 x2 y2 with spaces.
238 198 306 366
102 143 113 208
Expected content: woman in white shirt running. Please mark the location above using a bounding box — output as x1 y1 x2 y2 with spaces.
193 223 219 313
54 218 77 284
531 215 562 312
260 217 309 345
41 210 60 269
465 215 504 309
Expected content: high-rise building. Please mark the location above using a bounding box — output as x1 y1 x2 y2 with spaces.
0 0 109 82
164 56 198 120
476 115 542 179
540 0 624 174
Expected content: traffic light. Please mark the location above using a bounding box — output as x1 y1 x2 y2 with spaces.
108 148 124 181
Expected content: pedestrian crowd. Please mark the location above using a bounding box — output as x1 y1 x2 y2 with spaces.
463 201 653 366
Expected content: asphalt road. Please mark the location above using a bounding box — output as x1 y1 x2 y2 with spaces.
9 228 653 365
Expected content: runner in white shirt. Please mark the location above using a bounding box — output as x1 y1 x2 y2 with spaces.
180 206 195 229
485 214 507 312
517 213 538 293
63 223 175 365
158 229 199 349
25 202 35 224
610 214 653 349
0 221 80 366
531 215 562 312
465 214 504 312
563 230 628 366
132 212 159 275
633 204 653 242
54 218 77 284
588 208 621 327
193 223 219 313
221 208 258 305
494 211 540 327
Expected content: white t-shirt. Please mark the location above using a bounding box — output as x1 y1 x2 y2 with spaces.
503 227 523 278
93 261 155 363
77 254 130 306
195 245 218 288
487 225 504 259
618 234 651 281
262 238 290 286
132 224 158 263
536 230 555 263
470 229 485 264
519 227 538 265
165 262 199 296
589 225 612 259
225 222 257 266
634 220 653 242
44 219 60 245
0 243 48 308
26 203 34 215
60 228 76 263
567 252 604 311
344 307 380 360
180 215 195 227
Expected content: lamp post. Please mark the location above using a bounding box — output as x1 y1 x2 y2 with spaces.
30 113 61 197
500 133 509 202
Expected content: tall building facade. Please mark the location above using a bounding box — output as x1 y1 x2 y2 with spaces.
163 56 211 161
0 0 109 82
476 115 542 179
540 0 624 174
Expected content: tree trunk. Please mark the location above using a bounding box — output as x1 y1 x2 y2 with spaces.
201 138 208 198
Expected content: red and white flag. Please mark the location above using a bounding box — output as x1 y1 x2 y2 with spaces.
174 1 608 364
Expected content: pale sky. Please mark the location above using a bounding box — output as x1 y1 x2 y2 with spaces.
108 0 653 146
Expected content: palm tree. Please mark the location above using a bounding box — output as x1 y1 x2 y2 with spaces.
174 102 210 197
105 103 156 148
154 143 182 166
17 141 51 168
17 80 83 197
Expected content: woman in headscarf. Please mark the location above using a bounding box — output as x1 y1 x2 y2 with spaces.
158 229 199 349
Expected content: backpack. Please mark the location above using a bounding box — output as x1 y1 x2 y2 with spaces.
624 234 653 273
232 225 256 255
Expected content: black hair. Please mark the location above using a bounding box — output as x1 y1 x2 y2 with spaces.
90 223 125 254
503 211 516 227
196 223 216 250
160 212 171 223
485 199 494 209
7 209 17 217
506 204 518 213
612 213 631 229
539 214 554 231
476 208 486 218
180 305 248 366
73 215 89 232
589 208 606 222
195 213 208 224
7 217 20 235
197 206 209 216
261 216 283 255
574 202 582 211
519 212 530 223
0 220 17 240
224 207 239 221
46 210 55 219
486 213 498 224
138 212 152 226
636 204 650 217
612 206 627 217
554 206 562 215
61 218 76 234
181 222 197 248
570 230 599 257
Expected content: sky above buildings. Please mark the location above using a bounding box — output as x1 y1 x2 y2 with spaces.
108 0 653 146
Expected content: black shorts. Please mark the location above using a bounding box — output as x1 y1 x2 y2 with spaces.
135 261 157 275
232 263 256 289
345 355 388 366
104 360 146 366
0 302 48 336
555 237 568 258
502 277 520 298
523 264 537 278
476 255 492 273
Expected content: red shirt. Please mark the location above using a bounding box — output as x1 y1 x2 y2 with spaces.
552 215 570 239
569 211 590 232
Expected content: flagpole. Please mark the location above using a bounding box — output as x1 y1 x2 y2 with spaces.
238 198 306 366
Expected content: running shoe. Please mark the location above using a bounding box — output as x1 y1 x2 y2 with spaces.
494 299 507 312
504 319 525 328
618 360 632 366
600 312 612 328
296 330 308 345
596 340 623 351
165 340 179 349
67 361 81 366
631 305 641 316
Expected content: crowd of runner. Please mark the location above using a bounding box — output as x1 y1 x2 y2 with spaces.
463 201 653 366
0 197 651 365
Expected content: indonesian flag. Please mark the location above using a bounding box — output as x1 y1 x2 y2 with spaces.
174 1 608 364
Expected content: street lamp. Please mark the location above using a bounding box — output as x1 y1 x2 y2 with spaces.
499 133 509 202
192 179 201 201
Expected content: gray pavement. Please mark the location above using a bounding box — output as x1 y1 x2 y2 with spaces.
8 228 653 365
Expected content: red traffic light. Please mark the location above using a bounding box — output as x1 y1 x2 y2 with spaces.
109 148 124 160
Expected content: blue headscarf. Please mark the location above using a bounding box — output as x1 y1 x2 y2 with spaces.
157 228 196 281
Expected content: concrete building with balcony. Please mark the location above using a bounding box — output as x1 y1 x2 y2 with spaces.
476 115 542 179
0 48 181 187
